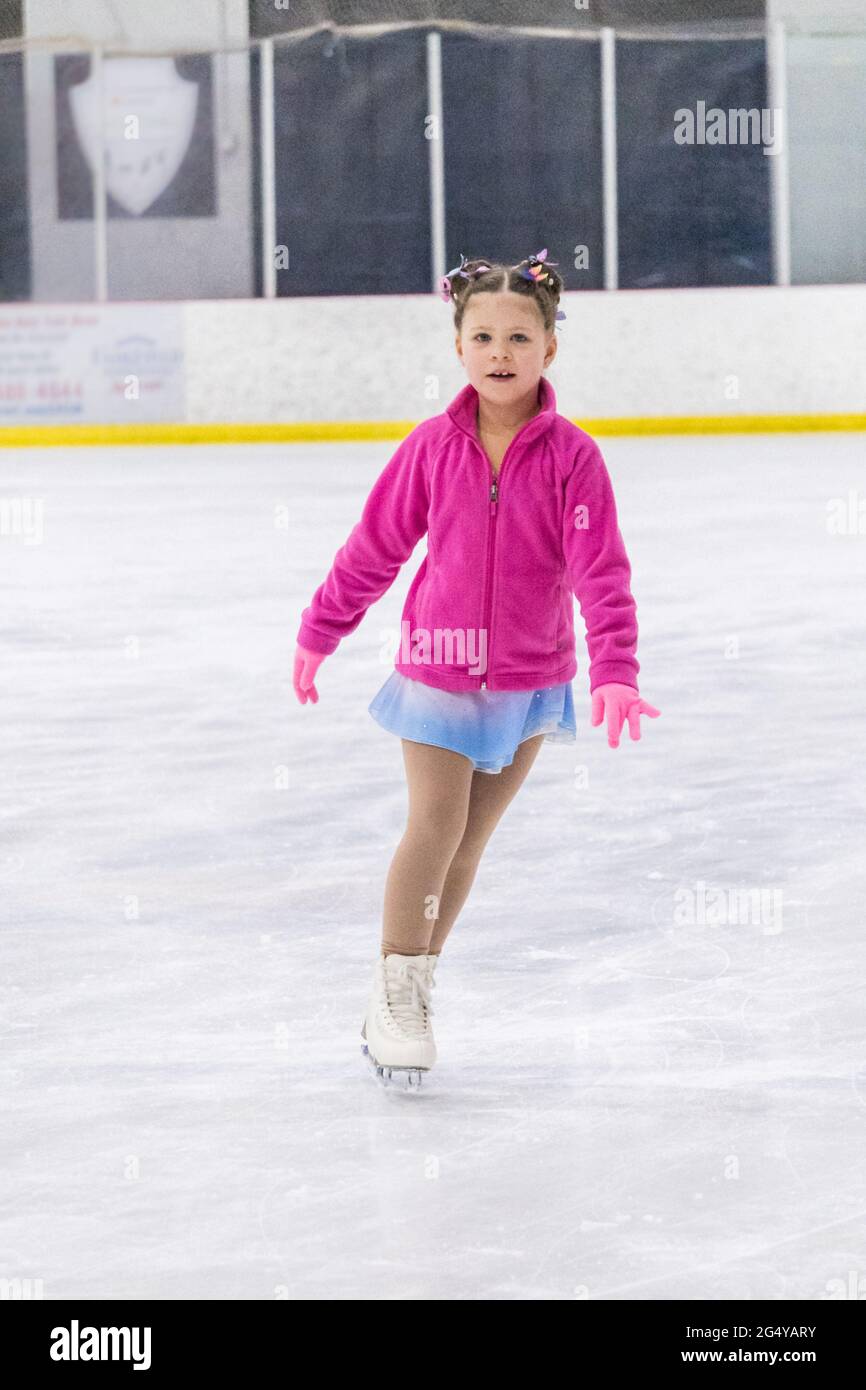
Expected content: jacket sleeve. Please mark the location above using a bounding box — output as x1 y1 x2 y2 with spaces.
296 424 430 656
562 439 640 693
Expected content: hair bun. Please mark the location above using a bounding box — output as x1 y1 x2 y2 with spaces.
438 254 494 302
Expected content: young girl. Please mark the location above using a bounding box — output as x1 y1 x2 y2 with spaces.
293 250 660 1086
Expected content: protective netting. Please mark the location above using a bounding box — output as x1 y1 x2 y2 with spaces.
0 0 770 56
249 1 766 42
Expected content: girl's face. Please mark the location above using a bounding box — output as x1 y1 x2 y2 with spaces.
456 291 557 407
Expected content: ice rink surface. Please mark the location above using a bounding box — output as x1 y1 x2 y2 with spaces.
3 431 866 1300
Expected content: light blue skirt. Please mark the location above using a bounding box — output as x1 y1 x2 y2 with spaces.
368 670 577 774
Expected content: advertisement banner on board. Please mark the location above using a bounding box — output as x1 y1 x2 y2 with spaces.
0 304 185 424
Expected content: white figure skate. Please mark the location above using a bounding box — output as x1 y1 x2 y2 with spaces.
361 952 438 1089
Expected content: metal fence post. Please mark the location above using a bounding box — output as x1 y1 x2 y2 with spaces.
600 27 619 292
261 37 277 299
427 30 446 293
766 18 791 286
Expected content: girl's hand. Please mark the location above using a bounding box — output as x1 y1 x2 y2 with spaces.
293 645 327 704
591 682 660 748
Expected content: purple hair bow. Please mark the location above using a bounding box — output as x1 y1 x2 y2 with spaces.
518 248 567 327
438 253 492 302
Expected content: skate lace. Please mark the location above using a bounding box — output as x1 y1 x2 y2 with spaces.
384 960 435 1037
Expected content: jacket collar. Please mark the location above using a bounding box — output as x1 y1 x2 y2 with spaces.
446 375 557 447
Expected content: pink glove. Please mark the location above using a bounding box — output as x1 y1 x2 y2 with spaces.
293 645 327 705
591 682 660 748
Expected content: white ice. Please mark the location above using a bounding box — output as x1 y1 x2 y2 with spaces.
2 431 866 1300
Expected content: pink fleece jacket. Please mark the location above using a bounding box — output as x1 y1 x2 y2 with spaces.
297 377 640 693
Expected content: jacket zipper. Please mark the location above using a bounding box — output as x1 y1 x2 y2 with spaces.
477 437 522 689
480 475 498 688
455 393 549 690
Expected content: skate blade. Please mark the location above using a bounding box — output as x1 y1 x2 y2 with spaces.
361 1042 427 1089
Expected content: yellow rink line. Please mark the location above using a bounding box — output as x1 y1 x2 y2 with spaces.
0 413 864 447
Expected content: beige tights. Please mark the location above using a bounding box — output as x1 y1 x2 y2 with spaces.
380 733 545 958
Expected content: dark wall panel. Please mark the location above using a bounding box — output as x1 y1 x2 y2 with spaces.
272 30 430 295
0 52 29 301
616 38 771 287
443 34 603 289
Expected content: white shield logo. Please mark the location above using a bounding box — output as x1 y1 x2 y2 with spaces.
69 56 198 216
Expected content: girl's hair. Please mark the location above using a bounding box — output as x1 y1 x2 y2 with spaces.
442 254 565 335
